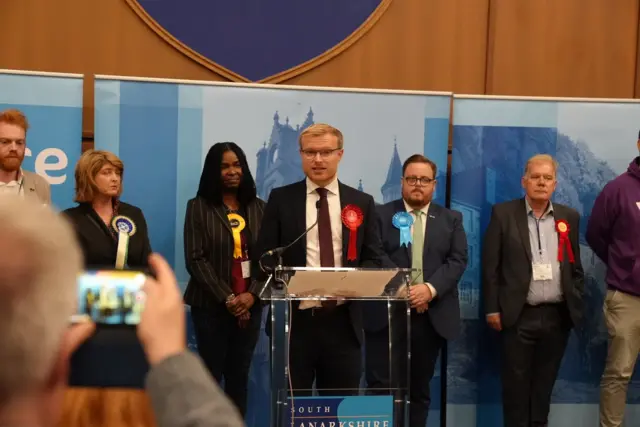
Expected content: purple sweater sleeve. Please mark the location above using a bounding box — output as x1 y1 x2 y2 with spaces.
586 186 615 262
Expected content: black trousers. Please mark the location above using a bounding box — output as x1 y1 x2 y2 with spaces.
501 303 571 427
288 304 361 395
191 303 262 417
365 327 394 393
365 310 444 427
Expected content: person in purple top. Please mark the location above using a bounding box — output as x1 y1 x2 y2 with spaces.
586 133 640 427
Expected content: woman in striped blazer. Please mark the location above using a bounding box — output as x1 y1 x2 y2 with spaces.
183 142 265 418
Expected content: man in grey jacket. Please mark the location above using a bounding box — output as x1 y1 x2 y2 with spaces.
0 109 51 204
0 195 243 427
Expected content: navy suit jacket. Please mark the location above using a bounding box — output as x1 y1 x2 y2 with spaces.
253 179 388 344
366 199 468 341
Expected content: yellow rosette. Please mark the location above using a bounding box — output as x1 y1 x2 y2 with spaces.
227 213 246 259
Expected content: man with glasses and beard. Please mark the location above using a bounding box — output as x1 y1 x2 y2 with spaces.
364 154 468 427
183 142 265 417
0 109 50 204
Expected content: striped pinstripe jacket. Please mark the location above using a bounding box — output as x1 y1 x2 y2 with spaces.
183 195 265 308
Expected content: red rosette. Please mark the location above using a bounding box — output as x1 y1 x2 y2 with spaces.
341 204 363 261
555 219 574 263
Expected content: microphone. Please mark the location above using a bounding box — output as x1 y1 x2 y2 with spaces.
261 200 321 265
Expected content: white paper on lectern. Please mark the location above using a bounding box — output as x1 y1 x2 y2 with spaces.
286 270 397 298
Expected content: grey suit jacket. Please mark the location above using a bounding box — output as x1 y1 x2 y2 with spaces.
22 170 51 205
146 351 244 427
482 198 584 328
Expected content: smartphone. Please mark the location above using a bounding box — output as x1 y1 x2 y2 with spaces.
69 270 149 389
72 270 146 326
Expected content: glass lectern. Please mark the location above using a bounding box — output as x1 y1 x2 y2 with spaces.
259 266 418 427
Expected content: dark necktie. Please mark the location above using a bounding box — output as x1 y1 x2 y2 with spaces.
316 187 335 267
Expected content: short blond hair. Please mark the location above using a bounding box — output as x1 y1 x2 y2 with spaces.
74 150 124 202
524 154 558 177
298 123 344 149
0 195 82 403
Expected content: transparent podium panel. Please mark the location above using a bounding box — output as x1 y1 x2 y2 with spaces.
259 267 420 427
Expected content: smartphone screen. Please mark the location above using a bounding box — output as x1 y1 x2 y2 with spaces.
74 270 146 325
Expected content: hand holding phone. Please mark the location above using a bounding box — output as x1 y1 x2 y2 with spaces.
136 254 186 366
74 270 147 326
69 269 148 389
69 255 185 388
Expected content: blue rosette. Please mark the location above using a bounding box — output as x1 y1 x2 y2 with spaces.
392 211 414 247
112 215 137 236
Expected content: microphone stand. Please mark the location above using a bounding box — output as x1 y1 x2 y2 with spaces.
275 252 284 290
259 200 321 291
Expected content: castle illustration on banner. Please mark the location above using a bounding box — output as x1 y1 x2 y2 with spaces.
445 124 638 406
254 107 403 204
251 107 470 319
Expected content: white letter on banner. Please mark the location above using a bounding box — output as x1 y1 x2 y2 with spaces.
35 148 68 184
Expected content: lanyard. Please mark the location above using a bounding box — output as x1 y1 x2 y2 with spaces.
534 217 543 255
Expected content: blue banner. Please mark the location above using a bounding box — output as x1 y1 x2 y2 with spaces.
0 70 83 211
449 96 640 426
94 77 451 427
285 395 394 427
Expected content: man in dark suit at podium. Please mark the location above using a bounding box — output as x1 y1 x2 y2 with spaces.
255 123 387 395
365 154 468 427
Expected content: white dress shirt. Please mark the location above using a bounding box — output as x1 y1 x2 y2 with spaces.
0 169 24 197
403 199 438 298
300 177 344 309
305 177 343 268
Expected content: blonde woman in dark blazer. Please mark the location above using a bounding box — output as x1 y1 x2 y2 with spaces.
63 150 152 271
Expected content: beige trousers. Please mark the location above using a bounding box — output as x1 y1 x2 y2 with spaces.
600 289 640 427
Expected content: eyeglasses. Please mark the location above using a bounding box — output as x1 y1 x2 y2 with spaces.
404 176 435 186
300 149 340 159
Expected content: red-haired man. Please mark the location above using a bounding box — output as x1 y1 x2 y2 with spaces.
0 109 50 204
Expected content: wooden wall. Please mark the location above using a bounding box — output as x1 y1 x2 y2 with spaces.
1 1 637 425
2 0 638 139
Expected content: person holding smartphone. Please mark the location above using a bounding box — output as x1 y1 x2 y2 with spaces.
183 142 265 417
0 195 244 427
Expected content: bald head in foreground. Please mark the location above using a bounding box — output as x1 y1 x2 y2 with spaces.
0 195 244 427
